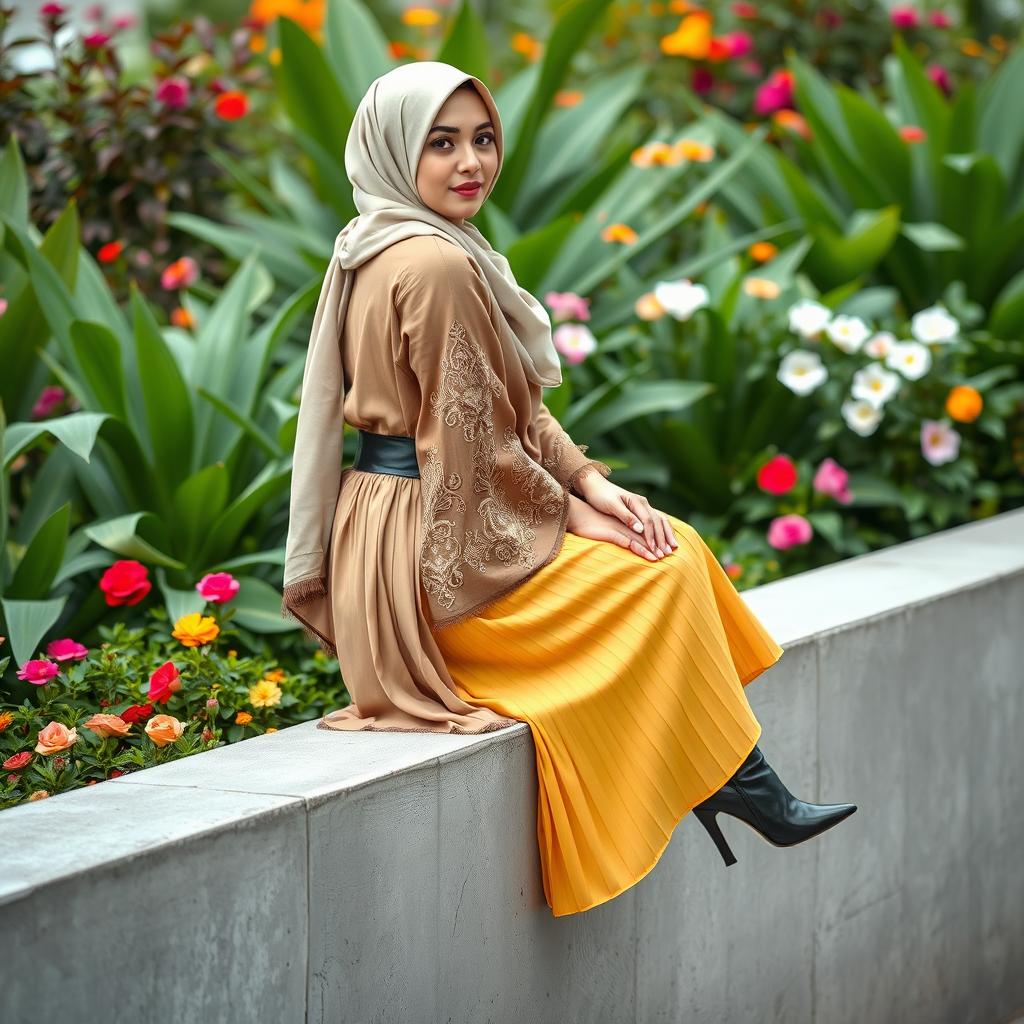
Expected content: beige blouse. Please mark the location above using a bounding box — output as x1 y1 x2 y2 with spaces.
282 233 612 732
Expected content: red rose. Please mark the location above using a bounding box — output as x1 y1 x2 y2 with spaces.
756 454 799 495
3 751 32 770
148 661 182 703
214 90 248 120
97 240 124 263
120 702 154 725
99 560 151 607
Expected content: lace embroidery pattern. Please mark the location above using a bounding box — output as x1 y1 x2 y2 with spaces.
420 319 564 607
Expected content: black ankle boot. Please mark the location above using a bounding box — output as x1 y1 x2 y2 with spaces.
692 744 857 866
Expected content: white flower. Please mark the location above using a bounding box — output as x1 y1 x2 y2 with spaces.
552 323 598 365
841 397 883 437
921 419 961 465
825 314 871 354
788 299 832 339
653 279 710 321
885 340 932 380
777 350 828 396
864 331 897 359
851 363 902 409
910 304 959 344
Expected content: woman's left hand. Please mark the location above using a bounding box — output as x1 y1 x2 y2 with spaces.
575 471 678 559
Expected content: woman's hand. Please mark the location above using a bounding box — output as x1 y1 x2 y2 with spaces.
566 493 673 562
573 472 678 559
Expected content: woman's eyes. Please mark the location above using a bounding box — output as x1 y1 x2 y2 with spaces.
431 132 495 151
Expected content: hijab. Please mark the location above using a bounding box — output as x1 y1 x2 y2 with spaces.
281 60 561 606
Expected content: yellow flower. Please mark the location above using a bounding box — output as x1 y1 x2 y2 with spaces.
748 241 778 262
673 138 714 163
269 47 281 65
660 12 712 58
945 385 983 423
249 679 283 708
172 612 220 648
402 7 441 27
600 223 639 244
236 711 254 726
249 32 266 53
743 276 781 299
265 727 278 734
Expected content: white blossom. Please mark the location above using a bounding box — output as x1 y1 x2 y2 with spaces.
653 279 710 321
841 397 883 436
787 299 832 339
910 305 959 344
777 350 828 396
885 340 932 380
851 363 902 409
864 331 897 359
825 314 871 354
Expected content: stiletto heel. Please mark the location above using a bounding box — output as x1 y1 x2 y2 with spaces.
693 806 737 866
692 743 857 864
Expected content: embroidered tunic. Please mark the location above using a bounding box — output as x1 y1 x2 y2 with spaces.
294 233 610 733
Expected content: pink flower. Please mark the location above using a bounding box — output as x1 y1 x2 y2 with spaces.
111 13 137 30
31 385 66 420
754 69 795 116
46 638 89 662
927 64 952 96
155 76 190 109
160 256 199 291
890 6 919 28
920 419 961 466
543 291 591 323
812 457 854 504
767 514 813 550
16 658 61 685
83 31 111 47
928 10 952 28
196 571 240 604
0 297 7 317
721 31 753 58
40 2 67 15
552 323 597 365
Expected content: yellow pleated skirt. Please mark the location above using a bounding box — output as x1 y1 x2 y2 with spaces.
433 513 785 917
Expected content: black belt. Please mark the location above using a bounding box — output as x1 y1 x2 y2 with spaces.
352 429 419 478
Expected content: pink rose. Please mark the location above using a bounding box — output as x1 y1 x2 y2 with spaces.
155 76 190 109
767 514 813 550
890 6 919 28
17 658 61 685
754 70 794 116
196 571 240 604
812 457 854 504
46 638 89 662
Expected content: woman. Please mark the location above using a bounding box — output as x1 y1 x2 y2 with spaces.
281 61 856 917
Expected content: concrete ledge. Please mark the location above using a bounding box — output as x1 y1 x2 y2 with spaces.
2 509 1023 1024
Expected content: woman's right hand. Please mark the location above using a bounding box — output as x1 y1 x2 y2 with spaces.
565 493 667 561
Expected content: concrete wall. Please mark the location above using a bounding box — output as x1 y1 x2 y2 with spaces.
2 509 1023 1024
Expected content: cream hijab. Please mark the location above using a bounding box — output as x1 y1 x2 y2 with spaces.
282 61 561 604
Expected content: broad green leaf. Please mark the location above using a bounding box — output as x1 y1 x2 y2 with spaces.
436 0 491 84
900 222 965 252
232 576 300 634
84 512 186 570
7 503 70 599
170 463 230 565
1 595 68 667
324 0 397 107
3 411 110 469
805 206 902 290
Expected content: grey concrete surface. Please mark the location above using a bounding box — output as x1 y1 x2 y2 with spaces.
1 508 1023 1024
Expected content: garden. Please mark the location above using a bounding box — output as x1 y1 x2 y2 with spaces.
1 0 1021 808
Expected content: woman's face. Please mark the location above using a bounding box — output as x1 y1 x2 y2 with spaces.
415 86 499 226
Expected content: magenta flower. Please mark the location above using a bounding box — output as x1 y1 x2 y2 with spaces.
544 291 592 323
46 638 90 662
926 64 952 96
31 385 66 420
83 31 111 47
767 514 813 550
155 76 190 109
927 10 952 27
753 70 795 116
691 67 715 96
890 6 919 28
40 2 67 15
111 13 137 30
721 32 753 58
196 572 241 604
17 659 61 685
812 458 854 504
0 297 8 318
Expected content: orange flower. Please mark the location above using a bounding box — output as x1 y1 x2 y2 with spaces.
554 89 584 107
899 125 927 143
28 790 50 801
145 714 184 748
34 721 78 755
632 141 677 167
749 241 778 262
945 385 983 422
236 711 254 725
511 32 543 61
635 291 667 320
725 562 743 580
388 40 413 58
600 223 639 244
264 668 287 683
250 33 266 53
83 713 131 739
960 39 984 57
673 138 714 162
402 6 441 26
668 0 698 10
0 710 14 732
660 11 712 58
214 90 248 120
249 0 325 33
265 727 279 734
743 276 781 299
170 306 195 329
772 109 811 139
707 36 732 61
171 612 220 648
990 34 1007 52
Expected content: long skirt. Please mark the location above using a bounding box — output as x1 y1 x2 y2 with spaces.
433 514 784 917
